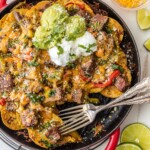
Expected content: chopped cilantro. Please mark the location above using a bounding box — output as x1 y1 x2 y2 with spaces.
8 39 19 48
78 44 86 49
69 53 76 57
91 22 102 31
24 35 30 39
49 90 56 97
28 60 39 67
40 140 52 148
111 64 124 73
98 60 107 65
39 122 51 131
12 23 20 29
105 27 113 34
78 43 96 53
57 45 64 55
28 93 45 104
67 62 76 68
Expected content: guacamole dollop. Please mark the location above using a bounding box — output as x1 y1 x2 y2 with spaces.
33 4 86 50
66 15 86 41
41 4 69 30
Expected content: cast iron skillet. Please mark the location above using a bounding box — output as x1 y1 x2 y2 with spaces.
0 0 141 150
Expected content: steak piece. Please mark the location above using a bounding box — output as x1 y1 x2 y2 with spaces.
21 109 38 127
45 127 60 143
72 89 83 104
90 14 108 31
0 73 13 93
81 55 95 76
114 76 128 92
48 87 62 102
6 102 18 112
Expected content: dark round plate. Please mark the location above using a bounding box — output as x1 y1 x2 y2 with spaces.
0 0 141 150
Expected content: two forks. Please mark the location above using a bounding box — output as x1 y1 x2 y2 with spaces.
59 77 150 135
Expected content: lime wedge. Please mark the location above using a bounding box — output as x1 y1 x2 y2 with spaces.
137 9 150 30
144 39 150 51
116 143 142 150
121 123 150 150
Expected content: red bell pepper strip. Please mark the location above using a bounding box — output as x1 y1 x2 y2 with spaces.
0 98 6 106
65 2 85 10
93 70 120 88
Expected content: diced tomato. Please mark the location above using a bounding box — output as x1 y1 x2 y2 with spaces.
93 70 120 88
0 98 6 106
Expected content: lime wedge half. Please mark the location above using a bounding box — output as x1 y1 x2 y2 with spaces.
144 39 150 51
121 123 150 150
116 143 142 150
137 9 150 30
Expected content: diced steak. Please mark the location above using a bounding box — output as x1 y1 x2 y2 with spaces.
76 9 91 22
6 102 18 112
72 89 83 104
90 14 108 31
68 7 91 22
45 127 60 143
48 87 62 101
13 11 22 22
114 76 128 92
0 73 13 93
13 11 29 29
81 55 95 75
21 109 38 127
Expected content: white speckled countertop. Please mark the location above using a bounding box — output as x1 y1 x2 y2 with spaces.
1 0 150 150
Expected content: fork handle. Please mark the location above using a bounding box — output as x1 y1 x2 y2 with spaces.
95 77 150 113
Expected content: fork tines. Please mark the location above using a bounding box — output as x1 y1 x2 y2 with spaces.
59 112 90 135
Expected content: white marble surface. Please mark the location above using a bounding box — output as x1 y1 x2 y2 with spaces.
0 0 150 150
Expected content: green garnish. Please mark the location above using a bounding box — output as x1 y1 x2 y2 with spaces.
8 39 19 48
49 90 56 97
78 44 86 49
28 93 45 104
39 122 51 131
69 53 76 57
57 45 64 55
24 35 30 39
111 64 124 73
28 60 39 66
40 140 53 148
78 43 96 53
98 59 107 65
67 62 76 68
12 23 20 29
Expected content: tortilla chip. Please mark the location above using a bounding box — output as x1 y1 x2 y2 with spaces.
118 50 128 66
107 17 124 42
101 85 123 98
1 108 25 130
27 112 63 148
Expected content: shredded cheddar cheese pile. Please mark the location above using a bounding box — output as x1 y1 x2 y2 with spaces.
114 0 146 8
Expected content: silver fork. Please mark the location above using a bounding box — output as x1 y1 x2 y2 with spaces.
59 77 150 135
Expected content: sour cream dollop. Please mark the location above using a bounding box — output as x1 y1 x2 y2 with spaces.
48 31 97 66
